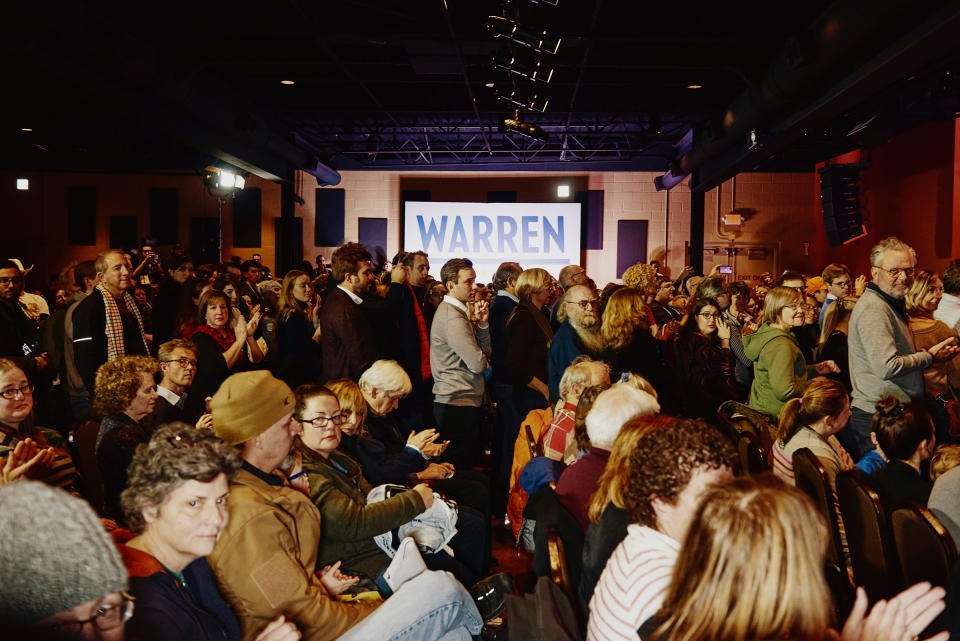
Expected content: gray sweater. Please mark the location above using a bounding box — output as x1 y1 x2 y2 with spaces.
848 286 932 413
430 299 491 406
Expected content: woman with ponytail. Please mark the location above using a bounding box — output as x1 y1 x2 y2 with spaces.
771 377 884 488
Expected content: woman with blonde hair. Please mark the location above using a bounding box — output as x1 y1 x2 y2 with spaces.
907 269 960 439
743 286 839 416
273 269 322 388
772 377 884 488
600 288 671 405
506 268 555 415
649 477 947 641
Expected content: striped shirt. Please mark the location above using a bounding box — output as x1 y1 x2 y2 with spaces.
587 524 679 641
0 425 80 495
772 426 854 488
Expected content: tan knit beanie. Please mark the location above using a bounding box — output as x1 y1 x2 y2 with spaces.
211 370 295 445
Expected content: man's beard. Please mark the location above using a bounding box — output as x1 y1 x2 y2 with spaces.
571 317 604 353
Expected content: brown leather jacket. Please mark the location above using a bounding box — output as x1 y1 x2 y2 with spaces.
207 467 379 641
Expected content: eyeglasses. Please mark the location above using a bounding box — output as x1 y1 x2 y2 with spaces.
565 299 599 309
0 383 33 400
877 266 915 280
162 358 197 369
297 413 346 428
830 279 852 288
698 312 720 320
49 593 135 634
0 276 23 285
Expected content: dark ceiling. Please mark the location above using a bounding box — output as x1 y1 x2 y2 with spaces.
2 0 959 189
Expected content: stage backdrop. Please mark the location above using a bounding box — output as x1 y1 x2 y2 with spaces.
403 201 582 284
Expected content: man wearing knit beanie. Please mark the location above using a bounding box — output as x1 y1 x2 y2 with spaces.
0 481 130 639
207 370 483 641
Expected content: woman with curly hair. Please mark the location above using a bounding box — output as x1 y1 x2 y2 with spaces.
118 423 299 641
273 270 323 389
94 354 159 520
580 413 674 607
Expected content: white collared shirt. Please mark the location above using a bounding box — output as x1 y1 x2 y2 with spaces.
443 294 469 315
337 284 364 305
496 290 519 303
156 385 183 407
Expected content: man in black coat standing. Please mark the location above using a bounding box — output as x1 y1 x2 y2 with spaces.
319 242 379 382
489 261 522 516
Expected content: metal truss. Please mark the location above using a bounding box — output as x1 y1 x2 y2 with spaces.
287 112 692 166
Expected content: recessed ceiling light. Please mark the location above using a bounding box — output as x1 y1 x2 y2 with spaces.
557 184 570 198
20 128 32 132
16 178 28 190
485 82 495 88
687 84 702 89
280 80 295 85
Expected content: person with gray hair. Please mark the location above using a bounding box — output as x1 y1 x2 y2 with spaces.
0 481 130 639
846 236 959 459
555 383 660 531
548 284 603 401
152 338 203 426
541 357 611 462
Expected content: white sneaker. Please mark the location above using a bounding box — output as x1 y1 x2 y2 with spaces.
376 536 427 596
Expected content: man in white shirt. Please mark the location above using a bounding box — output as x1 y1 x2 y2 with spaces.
152 339 205 426
935 259 960 334
587 419 735 641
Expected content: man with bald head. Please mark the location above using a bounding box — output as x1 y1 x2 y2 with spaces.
72 250 150 397
549 284 603 400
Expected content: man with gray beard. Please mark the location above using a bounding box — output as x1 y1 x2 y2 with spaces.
549 284 603 400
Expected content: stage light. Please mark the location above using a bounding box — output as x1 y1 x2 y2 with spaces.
202 165 247 197
495 86 549 112
16 178 28 190
747 129 760 150
280 80 295 85
557 184 570 197
20 128 32 132
500 111 548 141
486 16 561 55
492 52 553 84
687 84 702 89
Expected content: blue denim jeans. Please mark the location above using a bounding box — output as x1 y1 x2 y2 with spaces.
839 406 874 462
337 570 482 641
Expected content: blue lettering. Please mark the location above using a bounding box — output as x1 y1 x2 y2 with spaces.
498 216 518 253
521 216 538 253
543 216 564 252
449 217 469 252
473 216 494 253
417 216 447 252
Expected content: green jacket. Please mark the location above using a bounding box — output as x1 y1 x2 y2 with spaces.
743 322 817 416
297 441 426 581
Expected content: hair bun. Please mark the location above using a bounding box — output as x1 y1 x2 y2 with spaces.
875 395 905 417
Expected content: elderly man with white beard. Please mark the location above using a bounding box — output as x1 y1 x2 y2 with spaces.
548 284 604 401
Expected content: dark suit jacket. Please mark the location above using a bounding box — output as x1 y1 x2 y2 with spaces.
0 298 42 379
490 294 518 385
319 287 378 382
506 302 551 389
72 288 148 394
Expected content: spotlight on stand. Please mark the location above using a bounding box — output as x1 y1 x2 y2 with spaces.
500 110 548 141
495 85 549 112
486 16 561 55
492 51 553 83
202 165 247 197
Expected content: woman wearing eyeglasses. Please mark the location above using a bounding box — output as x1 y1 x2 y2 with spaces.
293 384 481 589
744 286 840 417
117 424 299 641
0 358 78 493
671 298 741 419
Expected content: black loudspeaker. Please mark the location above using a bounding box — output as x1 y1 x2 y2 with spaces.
819 164 867 246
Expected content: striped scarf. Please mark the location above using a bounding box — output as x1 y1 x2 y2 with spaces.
99 284 149 360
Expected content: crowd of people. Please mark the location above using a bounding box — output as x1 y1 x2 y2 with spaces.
1 234 960 641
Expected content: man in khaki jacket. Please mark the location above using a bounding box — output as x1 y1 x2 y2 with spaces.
207 370 483 641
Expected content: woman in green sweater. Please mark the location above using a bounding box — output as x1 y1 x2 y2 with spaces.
293 384 482 589
744 286 839 416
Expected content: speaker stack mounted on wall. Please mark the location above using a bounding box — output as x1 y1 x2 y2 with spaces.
819 163 868 246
